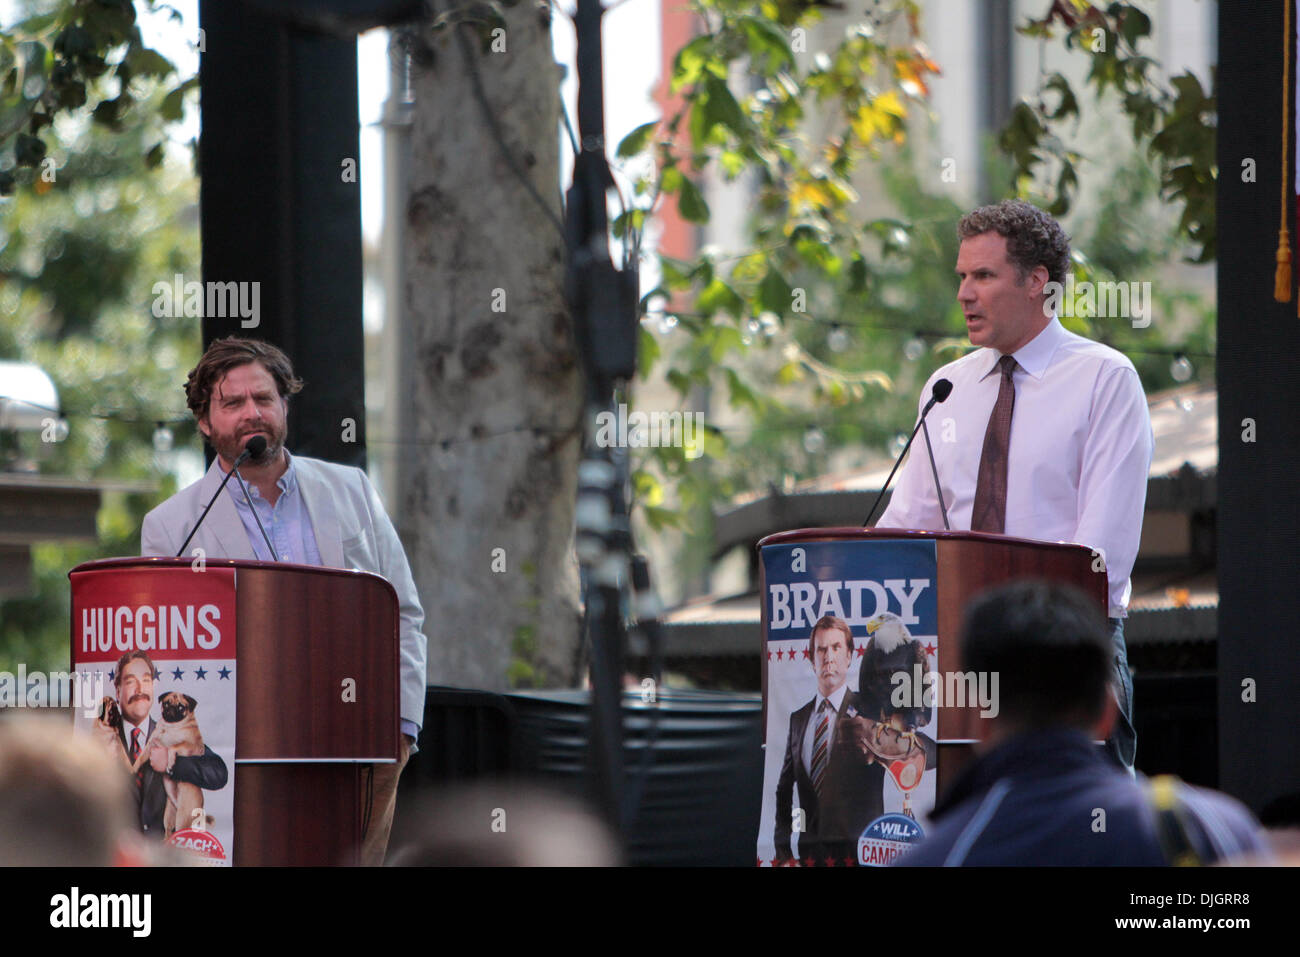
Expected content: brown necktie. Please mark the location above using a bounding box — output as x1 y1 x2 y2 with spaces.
971 355 1018 533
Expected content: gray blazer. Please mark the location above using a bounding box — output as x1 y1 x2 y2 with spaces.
140 454 429 729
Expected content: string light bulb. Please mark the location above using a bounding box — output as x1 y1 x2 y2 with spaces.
152 422 174 452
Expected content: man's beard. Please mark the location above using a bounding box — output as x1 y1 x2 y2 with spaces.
208 421 286 467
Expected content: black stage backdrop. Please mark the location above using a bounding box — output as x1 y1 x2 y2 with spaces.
1217 0 1300 813
198 0 366 469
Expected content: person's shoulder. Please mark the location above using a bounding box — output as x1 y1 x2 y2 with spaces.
143 470 209 524
1169 780 1269 861
292 455 367 485
930 346 989 382
1054 324 1140 376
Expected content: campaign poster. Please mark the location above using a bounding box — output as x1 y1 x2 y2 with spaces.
757 539 939 867
71 565 237 866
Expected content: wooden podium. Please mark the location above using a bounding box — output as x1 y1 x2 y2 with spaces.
757 527 1108 791
70 557 400 865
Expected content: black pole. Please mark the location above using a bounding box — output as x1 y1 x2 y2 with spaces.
565 0 640 837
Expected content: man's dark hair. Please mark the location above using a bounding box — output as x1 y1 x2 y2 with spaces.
807 615 855 660
959 580 1111 728
114 650 156 690
957 200 1072 287
184 336 304 420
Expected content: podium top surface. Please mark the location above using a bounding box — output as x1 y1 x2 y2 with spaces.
757 526 1094 554
68 556 398 599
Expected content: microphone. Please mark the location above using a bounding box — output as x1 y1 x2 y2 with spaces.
241 434 268 460
863 378 953 527
174 435 279 560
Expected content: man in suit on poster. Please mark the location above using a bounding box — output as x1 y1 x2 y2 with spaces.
98 650 228 838
774 615 885 865
139 336 428 864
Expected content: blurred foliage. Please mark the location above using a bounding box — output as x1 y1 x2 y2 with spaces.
1006 0 1215 262
0 0 190 197
615 0 1215 594
0 0 199 674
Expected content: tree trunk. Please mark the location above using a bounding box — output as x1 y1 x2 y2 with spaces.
403 6 582 690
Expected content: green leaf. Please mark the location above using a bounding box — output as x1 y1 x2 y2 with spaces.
616 120 658 159
666 369 693 397
698 279 743 318
92 97 123 129
637 325 660 380
724 367 761 411
757 266 792 314
847 254 869 294
740 16 795 72
55 80 86 109
777 361 803 385
159 77 198 122
14 133 45 167
639 504 683 532
13 12 59 34
708 324 745 360
671 35 714 93
677 174 710 224
611 207 644 240
53 26 92 59
702 74 748 139
1043 73 1078 121
125 47 174 80
660 256 693 291
1118 5 1151 48
719 149 746 178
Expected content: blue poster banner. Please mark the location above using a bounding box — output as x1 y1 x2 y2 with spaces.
757 538 939 867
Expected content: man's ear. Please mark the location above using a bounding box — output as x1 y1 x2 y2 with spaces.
1026 264 1051 298
197 415 210 439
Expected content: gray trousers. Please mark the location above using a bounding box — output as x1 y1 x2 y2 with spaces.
1105 617 1136 770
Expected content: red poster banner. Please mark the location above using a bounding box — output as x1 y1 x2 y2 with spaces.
71 565 237 866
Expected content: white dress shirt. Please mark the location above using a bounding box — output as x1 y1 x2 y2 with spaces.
876 317 1153 617
801 683 849 774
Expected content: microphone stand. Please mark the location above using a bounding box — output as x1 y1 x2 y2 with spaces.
175 444 255 557
863 410 931 527
231 466 280 561
175 438 280 560
919 417 951 530
863 381 952 527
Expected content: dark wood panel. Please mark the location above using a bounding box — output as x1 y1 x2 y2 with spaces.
235 565 399 761
233 764 362 865
937 537 1105 740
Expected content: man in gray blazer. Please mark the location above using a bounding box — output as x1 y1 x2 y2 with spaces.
140 336 428 865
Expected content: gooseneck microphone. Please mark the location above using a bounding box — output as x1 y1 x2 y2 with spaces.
228 436 280 562
863 378 953 527
174 435 279 560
